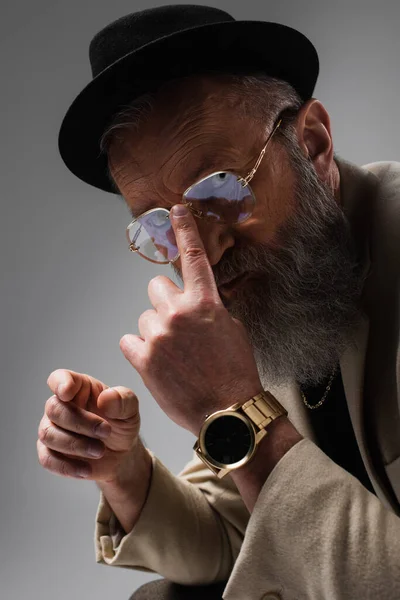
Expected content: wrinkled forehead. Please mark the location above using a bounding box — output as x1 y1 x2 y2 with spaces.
107 73 257 161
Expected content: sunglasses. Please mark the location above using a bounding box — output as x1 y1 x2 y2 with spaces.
126 117 282 264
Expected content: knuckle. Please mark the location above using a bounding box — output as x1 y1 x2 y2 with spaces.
59 460 72 477
148 330 171 355
44 396 54 411
176 219 191 232
184 246 204 260
36 440 45 464
40 423 54 445
138 309 153 326
46 396 64 421
38 440 71 478
45 395 57 414
169 299 217 324
147 278 156 295
147 275 164 292
137 313 146 329
168 309 186 327
37 416 45 439
40 449 54 472
73 418 83 435
68 436 81 456
199 297 219 313
151 326 171 343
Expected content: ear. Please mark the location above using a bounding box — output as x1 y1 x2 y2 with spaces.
295 99 334 183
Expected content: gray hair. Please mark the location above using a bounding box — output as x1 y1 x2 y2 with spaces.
99 73 303 157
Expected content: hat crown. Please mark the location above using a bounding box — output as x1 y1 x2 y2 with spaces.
89 4 235 78
59 6 319 195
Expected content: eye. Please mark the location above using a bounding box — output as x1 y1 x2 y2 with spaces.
210 172 229 188
151 211 169 227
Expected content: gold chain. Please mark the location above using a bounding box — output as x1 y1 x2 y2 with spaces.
301 366 337 410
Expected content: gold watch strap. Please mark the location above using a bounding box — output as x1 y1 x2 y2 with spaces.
194 390 288 480
241 390 288 431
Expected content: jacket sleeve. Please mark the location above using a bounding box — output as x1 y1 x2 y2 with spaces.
94 447 250 585
223 437 400 600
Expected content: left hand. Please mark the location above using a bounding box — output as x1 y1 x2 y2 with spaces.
119 204 264 437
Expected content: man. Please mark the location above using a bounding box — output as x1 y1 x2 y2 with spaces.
37 5 400 600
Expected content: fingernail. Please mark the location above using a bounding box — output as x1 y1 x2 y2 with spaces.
87 445 103 458
76 466 91 478
95 422 111 439
172 204 188 217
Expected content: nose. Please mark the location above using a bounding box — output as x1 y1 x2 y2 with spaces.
197 216 237 266
175 217 236 270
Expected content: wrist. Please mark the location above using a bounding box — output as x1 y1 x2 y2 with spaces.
97 440 153 535
100 439 152 500
230 416 303 512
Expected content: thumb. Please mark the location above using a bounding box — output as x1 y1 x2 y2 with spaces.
97 386 139 420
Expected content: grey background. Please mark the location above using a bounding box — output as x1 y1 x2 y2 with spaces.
1 0 399 598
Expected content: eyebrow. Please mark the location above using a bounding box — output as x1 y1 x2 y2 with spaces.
105 154 228 219
105 165 149 219
184 156 224 185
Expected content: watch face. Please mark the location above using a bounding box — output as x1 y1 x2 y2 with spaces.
204 415 253 465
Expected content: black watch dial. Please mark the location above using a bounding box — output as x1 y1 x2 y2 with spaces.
204 415 253 465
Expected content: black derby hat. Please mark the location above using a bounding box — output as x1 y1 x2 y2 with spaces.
58 4 319 194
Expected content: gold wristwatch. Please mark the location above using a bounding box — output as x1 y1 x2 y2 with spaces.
193 390 288 478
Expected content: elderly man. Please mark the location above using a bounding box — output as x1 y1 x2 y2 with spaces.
38 5 400 600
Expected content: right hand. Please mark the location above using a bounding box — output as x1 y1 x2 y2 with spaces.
37 369 141 483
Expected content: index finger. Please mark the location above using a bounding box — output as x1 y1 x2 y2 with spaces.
170 204 219 296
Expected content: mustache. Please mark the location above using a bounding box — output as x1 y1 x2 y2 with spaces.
212 245 267 286
172 242 274 287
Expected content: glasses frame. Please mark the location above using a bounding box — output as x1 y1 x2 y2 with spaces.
126 207 176 265
126 117 282 264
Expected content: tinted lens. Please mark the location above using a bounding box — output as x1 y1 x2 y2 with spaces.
127 209 178 263
183 172 255 224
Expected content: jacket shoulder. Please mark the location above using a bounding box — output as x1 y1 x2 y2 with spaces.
360 160 400 283
362 161 400 188
361 161 400 219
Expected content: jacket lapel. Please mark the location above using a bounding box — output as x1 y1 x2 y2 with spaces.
276 159 400 512
262 159 400 511
329 159 400 511
357 161 400 511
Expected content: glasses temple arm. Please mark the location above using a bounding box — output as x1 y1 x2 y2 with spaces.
240 118 282 186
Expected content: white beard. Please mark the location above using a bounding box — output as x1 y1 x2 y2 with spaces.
173 144 367 388
216 150 367 387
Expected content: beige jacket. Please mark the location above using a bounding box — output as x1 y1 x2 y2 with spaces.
94 159 400 600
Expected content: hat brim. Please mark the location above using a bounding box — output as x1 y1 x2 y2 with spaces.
58 20 319 194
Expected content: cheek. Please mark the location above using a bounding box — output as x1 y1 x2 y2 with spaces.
240 160 297 246
240 186 296 246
